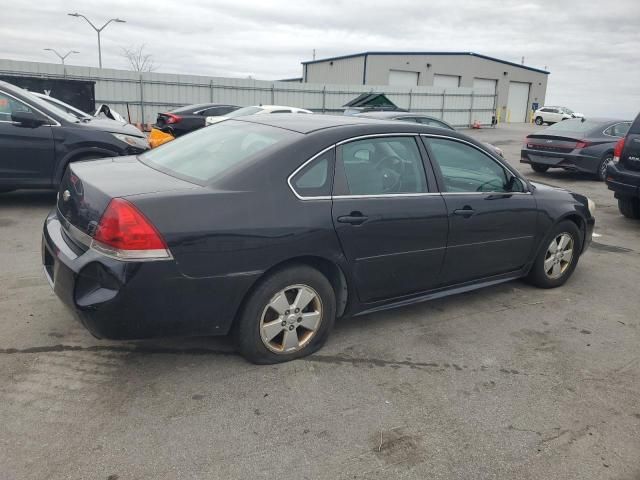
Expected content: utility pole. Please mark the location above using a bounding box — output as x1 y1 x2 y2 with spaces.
44 48 79 66
68 13 126 68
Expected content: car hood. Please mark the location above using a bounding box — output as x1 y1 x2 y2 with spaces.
530 181 569 193
78 117 145 137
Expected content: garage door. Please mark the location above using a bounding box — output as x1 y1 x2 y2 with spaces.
507 81 530 123
472 78 496 94
433 74 460 88
388 70 419 87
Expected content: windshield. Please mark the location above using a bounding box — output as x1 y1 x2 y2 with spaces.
20 89 82 123
225 106 263 118
140 120 297 183
37 95 90 120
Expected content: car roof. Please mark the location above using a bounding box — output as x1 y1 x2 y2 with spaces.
233 113 395 133
169 103 236 113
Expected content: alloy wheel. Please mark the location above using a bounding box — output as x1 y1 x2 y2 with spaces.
259 284 323 354
544 233 574 279
599 156 613 180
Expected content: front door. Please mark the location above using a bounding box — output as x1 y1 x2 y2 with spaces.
0 90 55 187
423 136 538 285
331 135 449 303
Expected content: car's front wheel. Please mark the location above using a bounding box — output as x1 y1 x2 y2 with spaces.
596 154 613 181
618 197 640 219
535 116 544 125
531 164 549 173
234 265 336 364
526 220 582 288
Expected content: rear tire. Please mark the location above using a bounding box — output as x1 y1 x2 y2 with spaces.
531 164 549 173
535 116 544 125
618 197 640 219
234 265 336 364
526 220 582 289
595 154 613 181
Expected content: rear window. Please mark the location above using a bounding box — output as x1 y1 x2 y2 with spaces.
544 118 603 134
629 113 640 134
140 120 297 183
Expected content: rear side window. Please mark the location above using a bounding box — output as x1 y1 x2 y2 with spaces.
140 120 297 184
338 137 427 195
291 149 334 198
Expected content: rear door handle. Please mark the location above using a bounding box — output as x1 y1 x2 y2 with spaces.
453 207 476 218
337 213 368 225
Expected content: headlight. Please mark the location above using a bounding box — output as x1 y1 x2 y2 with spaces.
587 198 596 216
111 133 149 150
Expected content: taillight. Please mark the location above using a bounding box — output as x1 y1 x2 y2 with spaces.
91 198 171 260
575 140 592 149
165 113 182 124
613 137 625 162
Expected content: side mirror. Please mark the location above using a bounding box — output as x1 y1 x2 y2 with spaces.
11 110 47 128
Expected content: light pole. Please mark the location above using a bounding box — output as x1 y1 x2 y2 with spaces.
44 48 79 66
67 13 126 68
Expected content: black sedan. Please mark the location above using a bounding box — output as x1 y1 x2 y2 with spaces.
521 118 631 180
155 103 240 137
43 115 595 363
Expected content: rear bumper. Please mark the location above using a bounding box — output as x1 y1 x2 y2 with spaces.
42 211 260 340
520 150 600 174
606 163 640 199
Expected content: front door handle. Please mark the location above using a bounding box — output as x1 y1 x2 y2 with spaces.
453 206 476 218
337 212 368 225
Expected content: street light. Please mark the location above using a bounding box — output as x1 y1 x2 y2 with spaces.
68 13 126 68
44 48 80 66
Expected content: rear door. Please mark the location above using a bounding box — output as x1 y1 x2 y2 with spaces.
620 115 640 172
0 90 55 187
331 135 449 303
423 135 538 285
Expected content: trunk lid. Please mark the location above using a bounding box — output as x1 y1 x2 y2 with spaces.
56 156 198 240
525 134 581 154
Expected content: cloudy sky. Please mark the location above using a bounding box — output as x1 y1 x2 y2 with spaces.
1 0 639 117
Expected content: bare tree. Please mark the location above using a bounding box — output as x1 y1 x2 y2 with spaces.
121 44 156 72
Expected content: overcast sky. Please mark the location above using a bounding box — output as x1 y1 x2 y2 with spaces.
1 0 638 117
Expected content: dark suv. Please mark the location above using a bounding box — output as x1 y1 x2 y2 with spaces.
0 80 149 192
606 113 640 219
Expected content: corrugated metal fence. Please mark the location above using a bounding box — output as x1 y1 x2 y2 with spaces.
0 59 496 127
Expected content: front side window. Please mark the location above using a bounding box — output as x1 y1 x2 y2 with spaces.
0 91 33 121
141 120 298 184
426 138 523 193
338 137 427 195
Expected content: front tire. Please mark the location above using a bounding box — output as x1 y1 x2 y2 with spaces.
535 116 544 125
618 197 640 219
526 220 582 289
531 164 549 173
234 265 336 364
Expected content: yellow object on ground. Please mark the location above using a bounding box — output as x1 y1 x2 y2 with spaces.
148 128 175 149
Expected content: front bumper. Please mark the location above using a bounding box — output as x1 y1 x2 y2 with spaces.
521 149 600 174
606 163 640 199
42 211 259 340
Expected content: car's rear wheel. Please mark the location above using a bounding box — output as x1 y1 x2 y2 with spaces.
596 154 613 181
234 265 336 364
535 116 544 125
531 164 549 173
618 197 640 219
526 220 582 289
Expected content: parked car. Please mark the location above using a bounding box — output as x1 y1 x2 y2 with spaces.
357 111 505 157
43 114 595 363
205 105 313 126
0 80 149 192
606 112 640 219
521 117 631 180
533 106 584 125
149 103 240 148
